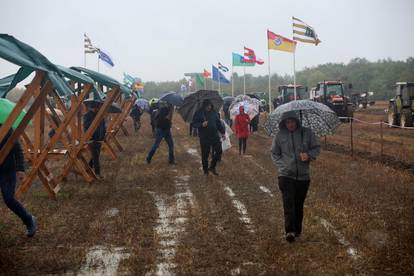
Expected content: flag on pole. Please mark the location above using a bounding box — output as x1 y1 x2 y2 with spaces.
212 65 230 84
218 62 229 72
98 49 114 67
267 30 297 53
242 47 264 65
292 17 321 45
203 69 211 78
84 33 98 54
232 53 255 67
195 74 205 88
123 73 135 86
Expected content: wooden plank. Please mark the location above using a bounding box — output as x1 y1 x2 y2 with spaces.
57 87 120 181
15 83 94 198
0 72 44 163
0 80 51 165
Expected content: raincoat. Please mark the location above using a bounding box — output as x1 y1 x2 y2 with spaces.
234 106 250 139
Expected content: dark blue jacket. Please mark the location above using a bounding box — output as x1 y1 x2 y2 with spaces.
83 111 106 141
192 109 225 144
0 127 25 175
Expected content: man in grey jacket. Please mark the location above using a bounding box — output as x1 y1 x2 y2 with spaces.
271 110 320 243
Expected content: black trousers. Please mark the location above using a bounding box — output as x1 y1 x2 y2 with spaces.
238 138 247 154
200 140 222 172
278 176 310 235
89 141 102 176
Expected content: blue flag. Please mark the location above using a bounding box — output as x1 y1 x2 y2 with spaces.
212 65 230 84
98 49 114 67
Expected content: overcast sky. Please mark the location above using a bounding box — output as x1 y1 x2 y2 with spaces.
1 0 413 83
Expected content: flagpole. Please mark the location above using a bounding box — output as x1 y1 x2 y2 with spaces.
231 65 234 97
292 16 297 100
268 47 272 112
218 76 221 94
293 51 297 100
204 76 207 89
97 55 100 73
243 66 246 95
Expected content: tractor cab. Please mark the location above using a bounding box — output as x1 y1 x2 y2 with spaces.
388 82 414 127
313 80 353 118
274 85 307 107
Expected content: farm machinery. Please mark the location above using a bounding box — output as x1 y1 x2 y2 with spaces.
387 82 414 127
351 91 375 109
273 84 308 108
310 80 354 120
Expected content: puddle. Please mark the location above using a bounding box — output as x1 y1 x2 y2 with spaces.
78 246 129 276
223 185 254 233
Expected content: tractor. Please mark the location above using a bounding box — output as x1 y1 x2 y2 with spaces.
273 84 308 108
351 91 375 109
311 80 354 120
387 82 414 127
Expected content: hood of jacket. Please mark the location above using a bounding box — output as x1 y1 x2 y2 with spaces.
279 110 301 131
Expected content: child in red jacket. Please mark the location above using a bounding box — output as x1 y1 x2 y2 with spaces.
234 106 250 154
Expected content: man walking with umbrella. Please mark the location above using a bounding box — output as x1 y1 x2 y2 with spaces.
192 99 225 175
146 103 176 165
84 104 106 179
271 110 320 243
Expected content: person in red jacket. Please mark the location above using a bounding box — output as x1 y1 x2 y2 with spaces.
234 106 250 155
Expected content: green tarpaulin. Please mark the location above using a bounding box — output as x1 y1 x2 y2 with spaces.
71 67 132 98
0 34 73 98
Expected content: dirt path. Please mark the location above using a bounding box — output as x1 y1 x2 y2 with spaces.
1 114 413 275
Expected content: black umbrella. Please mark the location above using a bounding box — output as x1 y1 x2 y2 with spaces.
84 99 122 113
160 91 184 106
178 90 223 122
223 96 235 104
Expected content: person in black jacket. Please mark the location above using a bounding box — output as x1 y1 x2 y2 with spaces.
83 105 106 178
146 105 175 164
192 99 225 176
0 125 37 237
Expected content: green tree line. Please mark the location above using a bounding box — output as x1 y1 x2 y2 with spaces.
142 57 414 100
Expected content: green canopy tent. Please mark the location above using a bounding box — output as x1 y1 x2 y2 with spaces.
0 34 116 199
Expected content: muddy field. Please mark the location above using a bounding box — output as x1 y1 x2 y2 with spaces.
1 109 413 275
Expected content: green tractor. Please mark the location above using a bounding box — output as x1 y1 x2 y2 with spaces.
387 82 414 127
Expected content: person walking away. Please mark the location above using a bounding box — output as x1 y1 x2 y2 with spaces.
83 105 106 179
234 106 250 155
271 111 320 243
250 113 260 133
146 105 175 164
0 125 37 237
223 102 232 128
130 105 143 132
150 104 159 137
192 100 225 176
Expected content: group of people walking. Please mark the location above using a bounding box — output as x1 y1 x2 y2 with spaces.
1 97 320 244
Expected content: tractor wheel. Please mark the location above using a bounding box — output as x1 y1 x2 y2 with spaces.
400 109 413 127
387 110 398 127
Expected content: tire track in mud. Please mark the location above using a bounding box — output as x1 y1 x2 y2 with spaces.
148 172 195 276
174 138 265 274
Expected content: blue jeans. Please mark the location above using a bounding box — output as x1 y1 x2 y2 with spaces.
0 173 33 226
147 128 175 162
